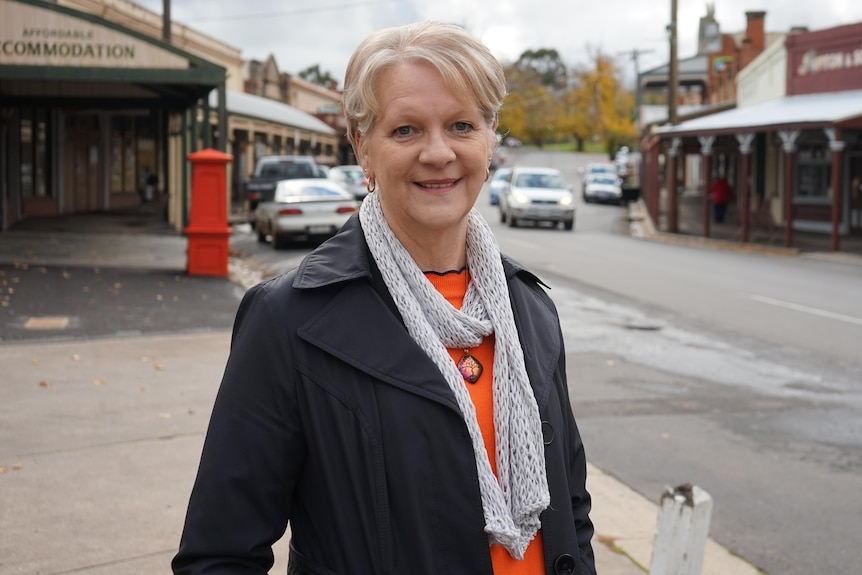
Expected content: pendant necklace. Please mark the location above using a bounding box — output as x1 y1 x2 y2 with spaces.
457 348 483 384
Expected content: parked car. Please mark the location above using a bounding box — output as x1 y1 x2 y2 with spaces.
243 155 327 219
498 167 575 230
326 165 369 200
487 167 512 205
614 146 631 178
490 147 508 170
580 162 624 204
582 163 624 205
254 179 359 249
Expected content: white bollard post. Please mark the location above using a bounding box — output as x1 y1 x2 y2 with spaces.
649 483 713 575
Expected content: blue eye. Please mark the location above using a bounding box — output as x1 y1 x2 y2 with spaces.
454 122 473 133
394 126 413 137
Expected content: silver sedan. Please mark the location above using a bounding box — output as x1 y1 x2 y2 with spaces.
254 179 359 249
498 167 576 231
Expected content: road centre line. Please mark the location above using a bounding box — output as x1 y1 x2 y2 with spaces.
749 294 862 327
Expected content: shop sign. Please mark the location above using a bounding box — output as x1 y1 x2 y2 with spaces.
0 0 188 69
797 45 862 76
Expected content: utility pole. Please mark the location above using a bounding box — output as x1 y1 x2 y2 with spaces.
669 0 679 124
618 48 654 131
163 0 171 43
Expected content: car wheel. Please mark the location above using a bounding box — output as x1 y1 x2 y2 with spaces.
564 218 574 231
256 226 267 243
499 208 507 223
269 224 286 250
508 215 518 228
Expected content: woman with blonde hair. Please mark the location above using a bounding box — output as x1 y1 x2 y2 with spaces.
173 21 597 575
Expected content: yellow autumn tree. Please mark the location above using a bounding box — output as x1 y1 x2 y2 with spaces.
568 51 638 155
499 50 568 147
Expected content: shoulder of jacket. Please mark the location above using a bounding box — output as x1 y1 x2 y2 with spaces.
502 254 550 290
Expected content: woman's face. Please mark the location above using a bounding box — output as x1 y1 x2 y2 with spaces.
356 61 494 243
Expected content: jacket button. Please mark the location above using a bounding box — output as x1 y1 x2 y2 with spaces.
554 553 576 575
542 420 554 445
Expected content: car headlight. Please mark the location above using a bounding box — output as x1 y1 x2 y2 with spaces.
513 192 530 205
560 194 574 206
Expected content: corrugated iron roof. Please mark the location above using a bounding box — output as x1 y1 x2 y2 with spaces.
657 89 862 135
208 90 336 135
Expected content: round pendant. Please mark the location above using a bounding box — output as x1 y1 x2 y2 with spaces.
457 352 483 384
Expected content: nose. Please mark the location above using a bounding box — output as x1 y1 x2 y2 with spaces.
418 130 456 166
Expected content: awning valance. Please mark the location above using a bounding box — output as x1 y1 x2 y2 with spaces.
656 89 862 137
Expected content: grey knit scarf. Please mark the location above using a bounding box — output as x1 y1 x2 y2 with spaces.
359 192 550 559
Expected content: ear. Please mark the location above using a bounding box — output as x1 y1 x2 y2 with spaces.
354 132 369 171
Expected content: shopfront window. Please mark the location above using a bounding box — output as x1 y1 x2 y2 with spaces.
109 115 140 195
19 108 50 199
20 116 32 198
796 145 832 199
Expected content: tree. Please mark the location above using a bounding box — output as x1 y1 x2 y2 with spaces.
297 64 338 89
515 48 568 90
499 52 569 147
567 50 637 155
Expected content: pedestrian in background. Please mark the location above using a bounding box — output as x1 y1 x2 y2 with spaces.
172 21 596 575
708 173 732 223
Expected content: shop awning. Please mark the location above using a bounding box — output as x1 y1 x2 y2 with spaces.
656 89 862 137
1 0 226 104
210 90 336 135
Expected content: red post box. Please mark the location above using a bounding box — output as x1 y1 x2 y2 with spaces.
185 148 233 277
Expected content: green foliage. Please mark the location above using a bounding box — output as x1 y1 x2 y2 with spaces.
501 47 637 153
297 64 337 88
514 48 568 90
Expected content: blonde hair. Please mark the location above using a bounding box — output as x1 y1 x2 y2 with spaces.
343 21 506 155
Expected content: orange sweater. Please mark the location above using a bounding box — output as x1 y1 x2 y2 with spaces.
426 269 545 574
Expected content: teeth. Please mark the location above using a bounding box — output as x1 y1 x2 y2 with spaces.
422 183 451 189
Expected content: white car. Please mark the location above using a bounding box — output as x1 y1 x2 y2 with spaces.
326 165 369 201
488 167 512 205
581 163 624 205
498 167 575 231
254 179 359 249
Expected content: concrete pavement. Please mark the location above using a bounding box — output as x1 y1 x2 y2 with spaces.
0 213 763 574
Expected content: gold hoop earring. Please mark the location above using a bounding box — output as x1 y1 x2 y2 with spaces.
367 177 376 194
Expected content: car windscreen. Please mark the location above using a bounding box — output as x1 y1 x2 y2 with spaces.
259 162 317 178
516 173 565 188
591 176 618 185
277 184 348 201
341 169 364 183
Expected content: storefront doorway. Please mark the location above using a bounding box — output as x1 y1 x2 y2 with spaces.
63 113 102 214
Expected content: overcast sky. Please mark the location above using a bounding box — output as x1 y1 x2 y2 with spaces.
137 0 862 87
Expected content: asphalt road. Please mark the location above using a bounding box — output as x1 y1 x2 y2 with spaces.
0 262 243 342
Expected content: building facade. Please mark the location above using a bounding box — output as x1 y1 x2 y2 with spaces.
647 20 862 251
1 0 338 231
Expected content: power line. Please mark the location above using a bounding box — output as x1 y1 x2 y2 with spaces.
180 0 397 23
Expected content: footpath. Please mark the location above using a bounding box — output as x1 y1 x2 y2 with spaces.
0 211 762 575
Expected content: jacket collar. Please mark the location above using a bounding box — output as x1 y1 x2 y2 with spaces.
293 213 556 412
292 214 546 290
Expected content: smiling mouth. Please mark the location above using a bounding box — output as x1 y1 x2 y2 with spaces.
418 180 459 189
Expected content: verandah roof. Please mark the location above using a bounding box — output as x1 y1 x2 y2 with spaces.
656 89 862 137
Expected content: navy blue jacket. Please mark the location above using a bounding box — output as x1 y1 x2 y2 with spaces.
173 215 596 575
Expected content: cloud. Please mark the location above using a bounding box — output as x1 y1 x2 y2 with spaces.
135 0 862 87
